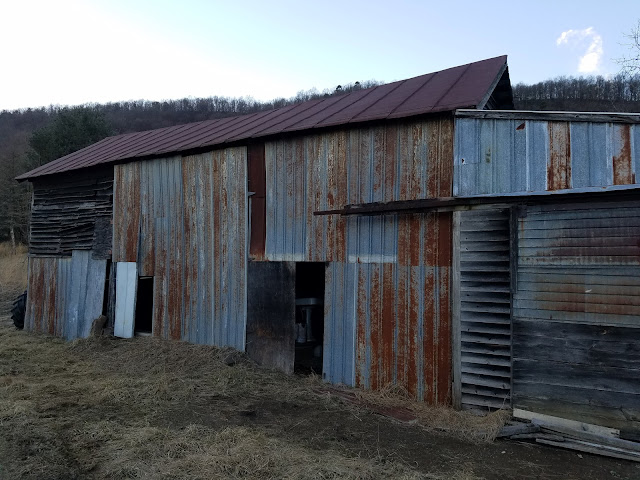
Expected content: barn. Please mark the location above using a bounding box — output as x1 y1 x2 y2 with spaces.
17 55 640 432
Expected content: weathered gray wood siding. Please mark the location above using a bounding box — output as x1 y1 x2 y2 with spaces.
512 201 640 430
30 167 113 258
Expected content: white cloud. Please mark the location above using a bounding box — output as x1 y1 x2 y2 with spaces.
556 27 603 74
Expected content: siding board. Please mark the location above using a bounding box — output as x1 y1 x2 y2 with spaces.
512 202 640 429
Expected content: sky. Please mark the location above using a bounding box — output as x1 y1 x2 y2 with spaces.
0 0 638 111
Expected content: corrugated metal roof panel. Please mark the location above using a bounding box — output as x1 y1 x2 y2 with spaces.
18 56 508 180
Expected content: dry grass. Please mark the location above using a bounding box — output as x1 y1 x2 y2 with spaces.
0 242 28 311
352 384 509 443
0 324 489 480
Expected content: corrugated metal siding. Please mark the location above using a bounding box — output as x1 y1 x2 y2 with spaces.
24 250 107 339
514 202 640 326
323 213 452 403
323 261 357 386
454 118 639 196
112 148 247 349
265 118 454 261
265 118 454 402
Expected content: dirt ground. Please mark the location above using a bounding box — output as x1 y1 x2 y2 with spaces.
1 305 639 480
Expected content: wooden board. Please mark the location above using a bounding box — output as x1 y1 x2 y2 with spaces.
245 261 296 373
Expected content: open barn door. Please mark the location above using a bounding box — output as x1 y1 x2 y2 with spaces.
453 208 513 410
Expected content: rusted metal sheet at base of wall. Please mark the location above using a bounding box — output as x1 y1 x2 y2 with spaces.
112 148 247 350
324 260 451 403
454 117 639 196
24 250 107 339
324 212 452 404
265 118 454 262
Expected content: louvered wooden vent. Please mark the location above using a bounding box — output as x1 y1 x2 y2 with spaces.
455 209 512 410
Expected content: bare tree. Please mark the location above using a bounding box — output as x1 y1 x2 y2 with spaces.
617 20 640 76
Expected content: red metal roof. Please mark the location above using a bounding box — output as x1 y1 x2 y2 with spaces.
18 56 508 180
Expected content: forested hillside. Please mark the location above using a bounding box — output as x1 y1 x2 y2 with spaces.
1 75 639 244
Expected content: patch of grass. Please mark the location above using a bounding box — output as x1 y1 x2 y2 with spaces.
0 324 490 479
352 384 509 443
0 242 28 312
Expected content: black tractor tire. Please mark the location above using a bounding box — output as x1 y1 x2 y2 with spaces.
11 290 27 330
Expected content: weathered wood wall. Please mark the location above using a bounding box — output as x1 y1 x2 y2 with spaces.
512 201 640 430
30 167 113 258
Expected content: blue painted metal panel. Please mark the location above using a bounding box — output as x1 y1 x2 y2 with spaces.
455 117 639 196
323 261 357 386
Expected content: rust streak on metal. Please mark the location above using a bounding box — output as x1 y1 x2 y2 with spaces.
373 127 384 201
437 213 453 267
423 269 436 404
406 267 419 397
398 125 410 201
369 265 381 391
335 131 348 261
382 263 395 387
31 259 44 332
410 123 424 197
436 267 451 404
396 265 408 390
439 118 454 197
384 124 397 203
356 267 367 388
45 259 57 335
212 151 222 343
181 156 196 341
326 134 337 261
613 124 633 185
547 122 571 190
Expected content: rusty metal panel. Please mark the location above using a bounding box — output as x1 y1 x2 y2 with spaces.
352 261 451 403
547 122 572 190
514 201 640 327
25 251 106 339
114 148 248 349
19 56 507 182
323 262 357 386
265 118 454 262
455 118 639 196
112 162 141 262
323 212 453 403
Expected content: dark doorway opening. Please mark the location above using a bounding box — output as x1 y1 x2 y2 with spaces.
294 262 325 374
135 277 154 334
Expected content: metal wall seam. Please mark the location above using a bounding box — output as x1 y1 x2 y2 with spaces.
454 118 639 196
